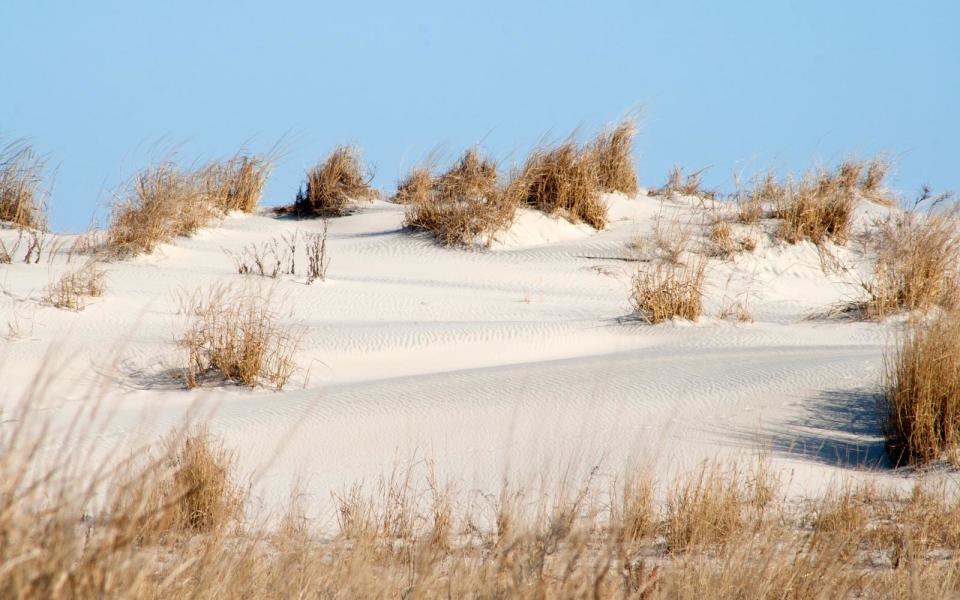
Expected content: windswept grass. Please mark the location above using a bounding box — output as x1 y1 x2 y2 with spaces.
589 119 638 195
293 145 377 217
0 138 46 229
106 152 271 257
202 153 273 213
403 149 517 247
180 285 301 390
518 140 607 229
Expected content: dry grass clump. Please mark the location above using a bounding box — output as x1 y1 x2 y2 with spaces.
860 209 960 318
774 171 858 246
630 260 706 323
862 156 893 205
202 153 273 213
112 427 244 543
107 162 216 257
518 140 607 229
43 263 106 310
403 149 518 247
106 153 271 258
293 145 377 217
0 138 46 228
180 285 301 390
391 165 433 205
588 119 638 195
664 462 775 553
708 220 736 257
735 170 782 224
883 309 960 465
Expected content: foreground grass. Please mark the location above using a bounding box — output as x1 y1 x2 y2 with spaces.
4 384 960 599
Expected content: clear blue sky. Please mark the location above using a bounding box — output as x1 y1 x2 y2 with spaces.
2 1 957 231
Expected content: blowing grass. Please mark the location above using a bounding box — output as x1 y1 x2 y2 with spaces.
106 152 271 257
0 138 46 229
180 284 301 390
883 309 960 466
293 145 377 217
202 153 273 213
518 139 607 229
403 149 517 247
589 119 638 195
630 260 706 323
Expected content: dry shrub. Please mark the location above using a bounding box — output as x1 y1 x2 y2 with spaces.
588 119 638 195
293 145 377 217
202 153 272 213
180 285 300 390
630 260 705 323
883 309 960 465
0 138 46 229
861 209 960 318
403 149 518 247
43 263 105 310
112 427 244 543
391 165 433 205
518 140 607 229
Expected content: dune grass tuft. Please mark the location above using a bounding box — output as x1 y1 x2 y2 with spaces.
202 153 273 213
588 119 638 196
518 140 607 229
0 138 46 229
883 309 960 466
106 153 271 257
630 260 706 323
860 209 960 318
293 145 377 217
773 168 858 246
391 165 433 205
403 149 518 247
180 285 301 390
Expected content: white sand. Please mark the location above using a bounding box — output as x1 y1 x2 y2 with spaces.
0 192 917 522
